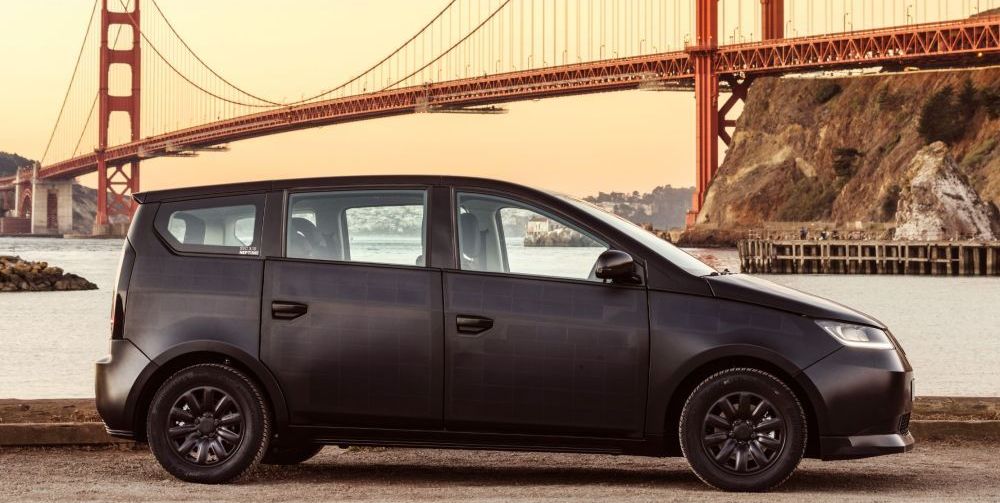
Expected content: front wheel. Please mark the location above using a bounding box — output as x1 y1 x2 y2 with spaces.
679 368 806 492
146 363 272 484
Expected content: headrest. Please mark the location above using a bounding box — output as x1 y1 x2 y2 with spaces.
290 217 317 238
176 213 205 244
459 212 480 256
287 217 321 259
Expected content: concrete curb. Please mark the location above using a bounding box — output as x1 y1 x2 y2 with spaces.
0 423 133 447
0 420 998 448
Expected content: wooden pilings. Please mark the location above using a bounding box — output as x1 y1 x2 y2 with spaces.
737 239 1000 275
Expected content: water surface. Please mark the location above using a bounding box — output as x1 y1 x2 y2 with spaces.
1 238 996 398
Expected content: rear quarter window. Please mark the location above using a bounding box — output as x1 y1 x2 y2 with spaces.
154 194 265 256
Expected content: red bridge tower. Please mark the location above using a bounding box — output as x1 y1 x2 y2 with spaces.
686 0 783 226
96 0 141 233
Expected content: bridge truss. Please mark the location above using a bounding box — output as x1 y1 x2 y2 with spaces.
2 0 1000 231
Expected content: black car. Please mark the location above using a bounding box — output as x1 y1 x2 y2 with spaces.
96 176 914 491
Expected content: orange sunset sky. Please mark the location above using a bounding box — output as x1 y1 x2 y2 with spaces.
2 1 718 197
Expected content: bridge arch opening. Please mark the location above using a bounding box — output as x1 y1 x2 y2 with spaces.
20 192 32 219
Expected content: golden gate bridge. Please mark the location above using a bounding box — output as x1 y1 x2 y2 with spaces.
1 0 999 234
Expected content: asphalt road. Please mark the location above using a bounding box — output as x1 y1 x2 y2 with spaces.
1 441 997 502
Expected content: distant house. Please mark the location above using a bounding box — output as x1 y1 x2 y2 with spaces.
526 215 552 234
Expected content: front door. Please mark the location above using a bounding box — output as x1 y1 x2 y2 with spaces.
261 189 443 429
443 192 649 438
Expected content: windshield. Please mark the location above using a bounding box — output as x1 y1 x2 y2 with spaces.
556 194 719 277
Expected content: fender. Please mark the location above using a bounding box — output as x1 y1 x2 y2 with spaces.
646 343 832 437
125 340 290 432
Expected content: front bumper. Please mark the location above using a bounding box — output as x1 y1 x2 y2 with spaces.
820 432 915 460
95 338 153 438
803 345 914 460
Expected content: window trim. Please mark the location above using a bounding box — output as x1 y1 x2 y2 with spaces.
153 194 266 258
445 261 647 290
281 187 431 269
454 190 629 284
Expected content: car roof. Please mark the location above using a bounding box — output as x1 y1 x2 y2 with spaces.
133 175 553 204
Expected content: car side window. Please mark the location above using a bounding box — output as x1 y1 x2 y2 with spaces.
456 192 608 281
155 195 264 256
286 190 427 266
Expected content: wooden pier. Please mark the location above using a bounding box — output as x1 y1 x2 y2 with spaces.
737 239 1000 275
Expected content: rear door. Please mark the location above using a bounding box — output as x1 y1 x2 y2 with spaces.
260 188 444 429
443 191 650 438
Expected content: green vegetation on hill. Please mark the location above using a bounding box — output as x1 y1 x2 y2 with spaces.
584 185 693 229
0 152 35 177
918 79 999 145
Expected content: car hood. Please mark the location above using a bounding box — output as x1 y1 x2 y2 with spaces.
705 274 886 328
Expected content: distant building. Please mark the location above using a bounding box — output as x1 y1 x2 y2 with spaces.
526 215 552 234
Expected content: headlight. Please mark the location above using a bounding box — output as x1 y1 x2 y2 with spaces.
816 320 894 349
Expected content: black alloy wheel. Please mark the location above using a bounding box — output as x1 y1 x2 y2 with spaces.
679 368 806 492
147 364 271 484
167 386 245 466
701 392 784 474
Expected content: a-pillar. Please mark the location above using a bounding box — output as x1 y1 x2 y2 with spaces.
686 0 719 227
30 178 75 235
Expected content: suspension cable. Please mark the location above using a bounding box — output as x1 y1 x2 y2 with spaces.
147 0 282 105
144 0 465 107
116 0 277 107
384 0 512 91
72 17 129 158
40 0 99 164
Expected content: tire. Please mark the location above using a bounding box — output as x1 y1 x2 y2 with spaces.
261 443 324 465
146 363 272 484
679 368 806 492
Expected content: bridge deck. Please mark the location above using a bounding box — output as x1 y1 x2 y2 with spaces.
2 15 998 190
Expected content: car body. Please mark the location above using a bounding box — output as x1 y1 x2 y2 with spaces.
96 175 914 490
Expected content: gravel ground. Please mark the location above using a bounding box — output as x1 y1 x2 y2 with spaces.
1 441 998 503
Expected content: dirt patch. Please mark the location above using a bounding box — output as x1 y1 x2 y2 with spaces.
0 441 997 502
913 396 1000 420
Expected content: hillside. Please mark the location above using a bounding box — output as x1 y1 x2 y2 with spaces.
694 67 1000 240
585 185 693 230
0 152 34 177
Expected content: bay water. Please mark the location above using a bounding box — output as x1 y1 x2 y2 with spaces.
1 237 997 398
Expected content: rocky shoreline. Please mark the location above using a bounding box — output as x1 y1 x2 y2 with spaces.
0 256 96 292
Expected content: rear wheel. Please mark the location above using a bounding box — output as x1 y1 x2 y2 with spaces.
147 363 271 483
679 368 806 492
261 443 324 465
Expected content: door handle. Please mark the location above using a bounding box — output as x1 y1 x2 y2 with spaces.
456 315 493 335
272 301 308 320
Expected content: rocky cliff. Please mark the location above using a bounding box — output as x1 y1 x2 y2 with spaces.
894 142 999 240
696 67 1000 240
70 184 130 234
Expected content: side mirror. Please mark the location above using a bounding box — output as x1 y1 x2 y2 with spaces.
595 250 640 283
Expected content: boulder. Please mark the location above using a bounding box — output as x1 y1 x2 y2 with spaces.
0 256 97 292
894 142 1000 240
